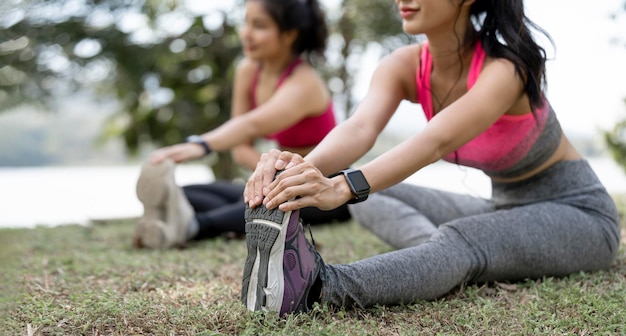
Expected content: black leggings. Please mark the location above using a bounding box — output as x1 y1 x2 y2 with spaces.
183 181 351 240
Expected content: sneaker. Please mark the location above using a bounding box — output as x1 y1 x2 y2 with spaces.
241 175 323 315
133 159 193 249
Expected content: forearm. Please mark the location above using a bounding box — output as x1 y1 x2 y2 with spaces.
200 116 257 153
358 134 441 194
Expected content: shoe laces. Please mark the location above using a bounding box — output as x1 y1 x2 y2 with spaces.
305 223 317 250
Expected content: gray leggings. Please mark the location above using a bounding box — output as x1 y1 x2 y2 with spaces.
321 160 620 308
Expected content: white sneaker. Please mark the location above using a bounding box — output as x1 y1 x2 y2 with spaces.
133 159 193 249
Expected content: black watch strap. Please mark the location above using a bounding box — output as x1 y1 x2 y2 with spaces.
331 168 370 204
186 135 212 156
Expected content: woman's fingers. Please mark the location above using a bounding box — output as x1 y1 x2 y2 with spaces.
261 149 283 197
248 154 269 206
149 143 202 164
244 149 308 208
275 151 303 170
267 152 304 191
263 162 339 210
149 148 168 164
245 149 280 206
243 170 256 204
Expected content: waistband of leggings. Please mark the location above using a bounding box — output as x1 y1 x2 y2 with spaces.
491 159 607 207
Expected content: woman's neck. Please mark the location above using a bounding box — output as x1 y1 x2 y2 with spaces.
425 10 474 76
428 40 473 77
259 53 299 77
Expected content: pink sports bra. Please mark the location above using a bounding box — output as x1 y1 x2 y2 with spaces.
250 58 336 148
416 42 562 179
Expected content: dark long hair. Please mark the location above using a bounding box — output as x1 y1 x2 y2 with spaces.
463 0 552 111
257 0 328 57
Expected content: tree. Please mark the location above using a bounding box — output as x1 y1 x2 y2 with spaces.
0 0 408 176
321 0 413 118
605 104 626 174
1 0 242 177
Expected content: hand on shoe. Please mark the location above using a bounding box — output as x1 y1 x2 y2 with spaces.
149 143 205 164
245 149 352 212
244 149 304 207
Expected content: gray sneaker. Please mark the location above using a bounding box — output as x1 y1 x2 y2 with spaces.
134 159 193 249
241 174 323 315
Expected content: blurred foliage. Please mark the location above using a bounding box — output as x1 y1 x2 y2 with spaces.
0 0 409 176
322 0 415 116
0 0 242 176
2 0 623 177
605 111 626 175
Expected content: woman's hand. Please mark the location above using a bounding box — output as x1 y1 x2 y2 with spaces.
244 149 304 207
149 143 205 164
244 149 352 212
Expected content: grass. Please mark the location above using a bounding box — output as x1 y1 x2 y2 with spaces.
1 196 626 335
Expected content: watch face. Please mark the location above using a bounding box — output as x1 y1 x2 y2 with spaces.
186 135 211 155
187 135 202 143
346 170 370 193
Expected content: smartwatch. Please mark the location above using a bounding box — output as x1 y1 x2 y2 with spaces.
332 168 370 204
186 135 212 156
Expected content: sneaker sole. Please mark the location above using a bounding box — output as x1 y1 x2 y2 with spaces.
242 204 291 312
136 160 173 207
135 160 185 249
134 218 166 248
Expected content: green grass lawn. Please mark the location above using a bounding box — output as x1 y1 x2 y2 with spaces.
1 197 625 335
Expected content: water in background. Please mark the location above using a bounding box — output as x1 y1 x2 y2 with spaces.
0 164 214 228
1 157 625 229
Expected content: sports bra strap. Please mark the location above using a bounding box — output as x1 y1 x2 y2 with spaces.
250 58 303 108
416 41 485 120
277 58 303 86
467 41 486 88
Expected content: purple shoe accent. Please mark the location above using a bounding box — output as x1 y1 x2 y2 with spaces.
279 209 322 315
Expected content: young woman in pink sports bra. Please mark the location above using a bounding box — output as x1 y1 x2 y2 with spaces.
241 0 620 315
132 0 349 249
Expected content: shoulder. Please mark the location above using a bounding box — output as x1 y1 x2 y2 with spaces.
232 58 262 98
370 44 422 101
374 44 421 81
467 56 527 114
390 44 422 63
283 60 328 93
476 41 517 79
281 60 330 114
480 57 521 84
288 60 324 83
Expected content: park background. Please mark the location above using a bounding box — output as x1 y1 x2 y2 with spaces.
2 1 626 335
1 0 626 228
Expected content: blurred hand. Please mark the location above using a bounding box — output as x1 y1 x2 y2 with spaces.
149 143 204 164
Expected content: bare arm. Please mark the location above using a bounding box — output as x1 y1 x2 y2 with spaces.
150 58 328 164
357 58 524 193
229 59 262 171
245 46 419 206
203 60 328 150
251 52 525 211
304 48 418 175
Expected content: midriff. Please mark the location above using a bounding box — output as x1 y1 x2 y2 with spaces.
490 135 582 183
